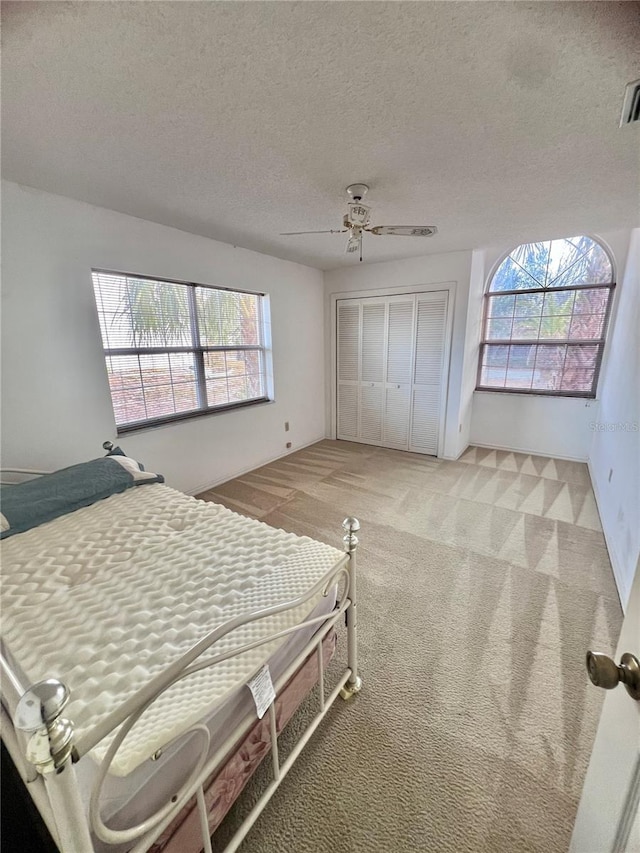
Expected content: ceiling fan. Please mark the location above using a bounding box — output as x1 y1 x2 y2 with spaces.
280 184 437 261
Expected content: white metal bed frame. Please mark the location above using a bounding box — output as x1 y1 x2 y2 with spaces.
0 463 363 853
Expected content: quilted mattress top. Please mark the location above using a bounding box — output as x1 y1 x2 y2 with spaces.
1 484 344 775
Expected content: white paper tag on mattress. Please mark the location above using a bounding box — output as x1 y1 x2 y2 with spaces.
247 665 276 719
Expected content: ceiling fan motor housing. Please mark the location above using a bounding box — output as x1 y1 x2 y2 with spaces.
347 203 371 228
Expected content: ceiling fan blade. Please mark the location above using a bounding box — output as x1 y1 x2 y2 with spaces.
367 225 438 237
345 232 364 261
280 229 346 236
345 234 362 254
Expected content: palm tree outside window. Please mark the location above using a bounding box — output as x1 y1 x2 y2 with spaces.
477 236 615 397
92 270 270 431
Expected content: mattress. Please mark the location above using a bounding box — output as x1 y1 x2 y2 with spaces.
1 483 345 778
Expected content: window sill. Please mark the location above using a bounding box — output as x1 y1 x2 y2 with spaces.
474 388 596 400
116 397 273 436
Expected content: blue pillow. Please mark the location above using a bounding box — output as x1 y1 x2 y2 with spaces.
0 456 164 539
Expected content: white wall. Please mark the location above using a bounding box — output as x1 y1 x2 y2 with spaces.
1 182 326 494
470 230 632 461
471 394 598 460
458 249 486 452
324 251 473 459
587 228 640 608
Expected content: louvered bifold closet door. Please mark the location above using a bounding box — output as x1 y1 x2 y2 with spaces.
337 301 360 439
359 301 386 443
410 291 448 455
384 297 415 449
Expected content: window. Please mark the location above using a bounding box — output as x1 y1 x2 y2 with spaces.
92 270 270 432
477 235 615 397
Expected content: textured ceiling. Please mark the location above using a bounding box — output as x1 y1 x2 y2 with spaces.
2 1 639 270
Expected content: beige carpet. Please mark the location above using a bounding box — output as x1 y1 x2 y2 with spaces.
196 440 622 853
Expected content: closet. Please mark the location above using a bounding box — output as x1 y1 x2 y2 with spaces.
336 291 449 455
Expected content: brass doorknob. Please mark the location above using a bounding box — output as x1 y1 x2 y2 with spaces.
586 651 640 700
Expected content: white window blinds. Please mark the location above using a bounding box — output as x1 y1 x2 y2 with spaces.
92 270 269 431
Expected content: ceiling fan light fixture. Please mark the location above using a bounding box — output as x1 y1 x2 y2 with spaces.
346 233 361 253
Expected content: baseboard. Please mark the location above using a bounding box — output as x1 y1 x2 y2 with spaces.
469 441 588 463
187 435 327 496
587 459 628 611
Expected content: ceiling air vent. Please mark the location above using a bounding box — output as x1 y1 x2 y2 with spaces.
620 78 640 126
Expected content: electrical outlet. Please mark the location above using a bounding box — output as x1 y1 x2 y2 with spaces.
286 441 292 449
284 421 290 432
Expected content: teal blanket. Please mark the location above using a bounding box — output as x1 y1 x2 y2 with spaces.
0 457 164 539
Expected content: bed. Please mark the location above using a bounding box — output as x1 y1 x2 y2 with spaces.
0 448 362 852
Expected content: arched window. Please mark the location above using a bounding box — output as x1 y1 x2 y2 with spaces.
477 235 615 397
